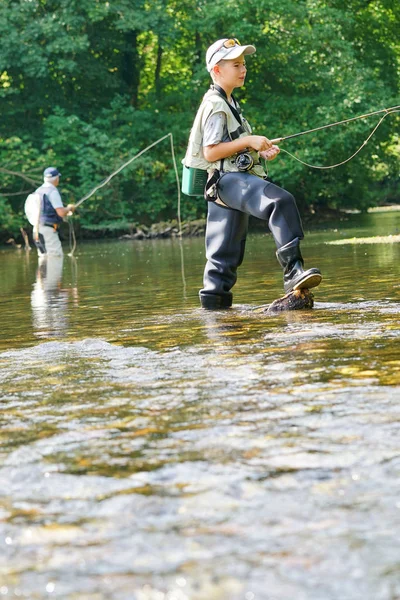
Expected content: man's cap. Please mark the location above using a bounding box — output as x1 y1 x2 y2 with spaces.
206 38 256 72
43 167 61 178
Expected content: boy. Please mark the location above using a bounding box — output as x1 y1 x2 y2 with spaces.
183 38 322 309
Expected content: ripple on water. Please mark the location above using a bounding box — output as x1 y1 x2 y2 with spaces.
1 333 400 599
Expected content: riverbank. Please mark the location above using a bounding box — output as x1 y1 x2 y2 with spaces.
3 205 400 248
118 219 206 240
117 204 400 241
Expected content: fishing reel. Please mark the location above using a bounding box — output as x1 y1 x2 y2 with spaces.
235 152 254 172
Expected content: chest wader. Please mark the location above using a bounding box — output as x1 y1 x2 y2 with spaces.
200 171 322 309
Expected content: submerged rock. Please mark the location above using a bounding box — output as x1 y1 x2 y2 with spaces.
265 288 314 313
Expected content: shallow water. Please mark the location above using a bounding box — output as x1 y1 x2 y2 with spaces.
1 211 400 599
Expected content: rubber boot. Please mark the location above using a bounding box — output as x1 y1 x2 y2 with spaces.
200 291 232 310
276 237 322 294
199 202 248 309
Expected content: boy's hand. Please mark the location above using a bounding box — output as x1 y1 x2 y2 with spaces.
260 145 280 161
248 135 272 152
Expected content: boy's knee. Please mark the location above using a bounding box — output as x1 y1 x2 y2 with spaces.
276 190 296 209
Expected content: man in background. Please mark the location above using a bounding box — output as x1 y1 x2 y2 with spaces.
33 166 75 256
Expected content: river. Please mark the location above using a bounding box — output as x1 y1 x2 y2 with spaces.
1 210 399 599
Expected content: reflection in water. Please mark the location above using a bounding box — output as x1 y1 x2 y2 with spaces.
31 256 77 339
1 211 400 599
178 237 188 300
1 334 400 599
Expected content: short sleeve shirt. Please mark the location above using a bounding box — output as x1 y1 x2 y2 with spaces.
41 182 63 209
203 111 231 147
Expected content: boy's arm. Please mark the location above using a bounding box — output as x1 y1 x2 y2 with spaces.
204 135 272 163
259 145 280 161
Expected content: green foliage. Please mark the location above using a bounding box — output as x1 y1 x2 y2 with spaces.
0 196 21 232
0 0 399 239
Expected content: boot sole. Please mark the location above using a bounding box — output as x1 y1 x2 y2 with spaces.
292 273 322 291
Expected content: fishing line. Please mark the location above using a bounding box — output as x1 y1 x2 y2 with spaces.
271 104 400 143
271 106 399 170
65 105 398 255
67 218 77 257
68 132 181 256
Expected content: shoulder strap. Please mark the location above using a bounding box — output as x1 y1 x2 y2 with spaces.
36 186 48 201
212 84 243 126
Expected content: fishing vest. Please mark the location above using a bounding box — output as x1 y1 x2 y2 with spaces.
183 87 267 179
36 185 63 226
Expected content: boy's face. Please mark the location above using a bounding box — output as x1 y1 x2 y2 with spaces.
214 56 247 89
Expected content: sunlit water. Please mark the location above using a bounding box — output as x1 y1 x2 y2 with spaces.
1 211 400 599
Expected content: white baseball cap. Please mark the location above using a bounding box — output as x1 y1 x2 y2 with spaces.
206 38 256 72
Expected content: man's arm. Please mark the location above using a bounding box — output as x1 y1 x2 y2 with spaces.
56 204 75 218
47 187 75 218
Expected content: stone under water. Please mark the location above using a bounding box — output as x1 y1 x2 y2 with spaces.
265 288 314 313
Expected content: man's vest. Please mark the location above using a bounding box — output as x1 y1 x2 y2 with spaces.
183 87 267 179
37 185 63 226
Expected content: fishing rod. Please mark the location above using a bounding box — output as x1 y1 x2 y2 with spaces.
74 133 177 208
270 104 400 144
66 132 182 256
267 104 400 170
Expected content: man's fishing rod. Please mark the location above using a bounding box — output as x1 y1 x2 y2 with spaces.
66 132 182 256
74 133 176 208
270 104 400 144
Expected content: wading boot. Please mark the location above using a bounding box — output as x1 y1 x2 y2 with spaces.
199 292 232 310
276 237 322 294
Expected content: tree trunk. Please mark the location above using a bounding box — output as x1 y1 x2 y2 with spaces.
155 40 163 100
121 30 140 107
194 30 202 73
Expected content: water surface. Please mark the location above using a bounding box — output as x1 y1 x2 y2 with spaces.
1 211 400 599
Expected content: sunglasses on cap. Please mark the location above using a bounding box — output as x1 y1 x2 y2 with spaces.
208 38 241 63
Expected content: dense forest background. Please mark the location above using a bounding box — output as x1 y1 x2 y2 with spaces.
0 0 399 240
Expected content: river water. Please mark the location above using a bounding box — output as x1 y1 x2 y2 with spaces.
1 211 400 600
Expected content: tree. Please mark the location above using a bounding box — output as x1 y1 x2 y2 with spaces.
0 0 399 239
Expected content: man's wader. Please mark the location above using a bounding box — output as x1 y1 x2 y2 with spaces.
35 187 64 257
184 86 321 309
